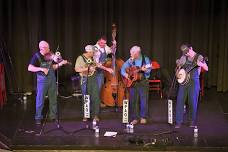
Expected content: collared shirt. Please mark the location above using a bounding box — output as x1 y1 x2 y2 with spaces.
121 55 152 79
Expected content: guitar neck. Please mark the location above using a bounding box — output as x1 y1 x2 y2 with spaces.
186 65 198 73
185 55 206 73
132 64 151 73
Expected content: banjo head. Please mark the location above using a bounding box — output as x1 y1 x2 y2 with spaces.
177 69 187 84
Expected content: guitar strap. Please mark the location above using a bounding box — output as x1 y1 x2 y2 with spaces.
141 53 146 68
140 53 146 78
192 53 200 66
80 55 90 93
35 52 43 65
35 52 52 75
81 55 93 64
81 55 96 78
81 55 88 63
185 53 200 73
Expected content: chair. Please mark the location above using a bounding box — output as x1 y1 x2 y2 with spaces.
148 60 163 98
0 64 7 108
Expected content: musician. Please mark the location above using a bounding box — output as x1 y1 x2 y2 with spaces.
28 41 68 125
75 45 102 122
94 36 115 106
121 46 152 125
175 44 208 128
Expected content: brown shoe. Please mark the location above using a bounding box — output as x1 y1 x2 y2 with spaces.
82 118 88 122
94 116 100 122
100 103 106 108
175 123 182 129
130 119 138 125
140 118 147 124
189 121 196 128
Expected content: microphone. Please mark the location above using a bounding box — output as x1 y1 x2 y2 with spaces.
55 44 59 52
55 51 61 57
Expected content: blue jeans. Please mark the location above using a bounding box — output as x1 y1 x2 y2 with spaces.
35 74 57 120
175 79 200 124
96 72 104 97
129 79 149 120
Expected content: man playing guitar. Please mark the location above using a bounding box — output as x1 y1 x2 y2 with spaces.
121 46 152 125
175 43 208 128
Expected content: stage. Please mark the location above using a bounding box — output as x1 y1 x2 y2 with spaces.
0 88 228 151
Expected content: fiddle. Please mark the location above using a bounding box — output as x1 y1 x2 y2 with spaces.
40 51 71 76
44 51 71 65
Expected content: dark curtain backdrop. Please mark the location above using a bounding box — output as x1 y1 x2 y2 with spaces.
0 0 228 92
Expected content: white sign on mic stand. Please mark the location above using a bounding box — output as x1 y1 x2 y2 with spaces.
122 99 129 123
168 99 173 124
84 95 90 118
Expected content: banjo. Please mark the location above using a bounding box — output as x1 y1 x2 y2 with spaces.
176 55 206 85
79 57 106 77
79 58 98 77
176 67 193 85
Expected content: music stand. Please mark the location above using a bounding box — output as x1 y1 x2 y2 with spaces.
37 65 69 136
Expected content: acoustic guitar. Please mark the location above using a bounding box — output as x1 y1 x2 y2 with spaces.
123 64 152 87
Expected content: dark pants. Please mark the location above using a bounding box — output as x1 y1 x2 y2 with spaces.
175 79 200 124
129 79 149 120
81 74 101 117
96 72 104 98
35 74 57 120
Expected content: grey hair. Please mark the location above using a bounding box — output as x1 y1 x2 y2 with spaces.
85 45 94 52
130 46 141 54
39 41 49 49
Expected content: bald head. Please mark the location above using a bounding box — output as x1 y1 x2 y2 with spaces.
39 41 50 55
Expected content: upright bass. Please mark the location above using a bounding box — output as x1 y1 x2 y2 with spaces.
101 24 126 107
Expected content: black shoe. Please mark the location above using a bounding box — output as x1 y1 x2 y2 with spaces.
35 119 41 125
48 118 58 123
54 119 58 123
189 121 196 128
175 123 182 129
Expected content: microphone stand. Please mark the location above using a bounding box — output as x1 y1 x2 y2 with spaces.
167 71 177 100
